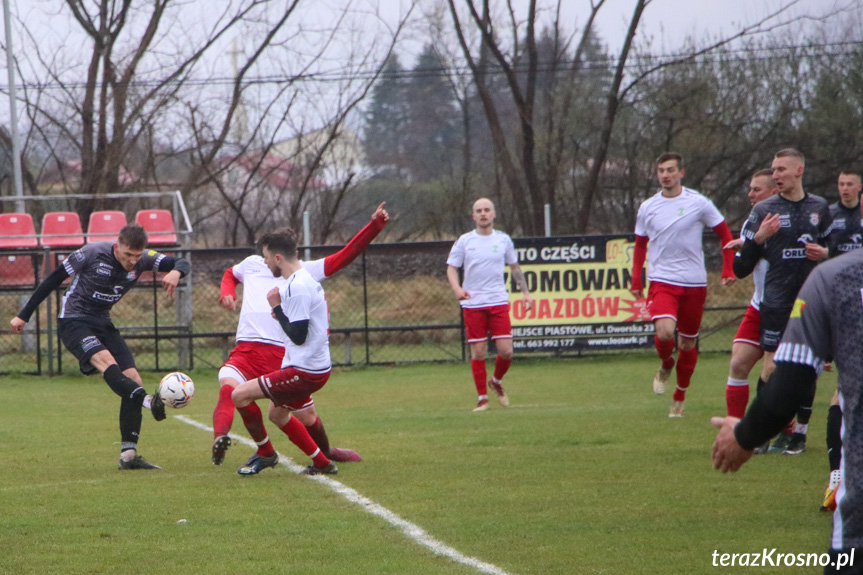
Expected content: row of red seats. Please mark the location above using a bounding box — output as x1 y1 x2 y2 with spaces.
0 209 178 249
0 209 179 288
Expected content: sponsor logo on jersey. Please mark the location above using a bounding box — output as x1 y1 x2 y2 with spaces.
797 233 814 245
832 219 847 230
148 250 158 256
92 291 123 303
779 214 792 228
790 298 806 318
782 248 806 259
838 243 863 253
73 250 85 261
96 267 111 276
810 212 820 226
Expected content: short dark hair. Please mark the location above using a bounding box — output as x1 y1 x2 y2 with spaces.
118 223 148 250
839 170 862 181
257 228 298 259
774 148 805 163
656 152 683 169
752 168 774 179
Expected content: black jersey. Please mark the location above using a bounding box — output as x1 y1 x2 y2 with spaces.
773 248 863 549
827 201 863 256
735 193 831 310
16 242 190 322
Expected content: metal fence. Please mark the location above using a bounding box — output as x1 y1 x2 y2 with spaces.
0 234 750 375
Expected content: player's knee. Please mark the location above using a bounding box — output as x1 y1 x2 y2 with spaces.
729 354 754 378
678 337 697 352
498 348 513 360
231 387 249 409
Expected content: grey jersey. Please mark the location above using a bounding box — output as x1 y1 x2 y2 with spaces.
774 248 863 549
60 242 167 318
827 202 863 256
739 193 831 310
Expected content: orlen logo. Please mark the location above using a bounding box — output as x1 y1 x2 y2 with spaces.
782 248 806 259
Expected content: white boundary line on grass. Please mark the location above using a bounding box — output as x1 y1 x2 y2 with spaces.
175 415 517 575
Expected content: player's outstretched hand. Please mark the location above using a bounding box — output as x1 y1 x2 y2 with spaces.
162 270 181 300
372 202 389 223
629 289 644 300
710 416 753 473
723 238 743 251
220 295 237 311
10 317 25 334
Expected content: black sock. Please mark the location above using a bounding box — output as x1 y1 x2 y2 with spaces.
827 404 843 471
103 364 144 403
796 382 817 426
120 394 143 447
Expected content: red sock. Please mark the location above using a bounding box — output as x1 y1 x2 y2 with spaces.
655 336 675 370
305 416 331 456
471 359 487 396
673 347 697 402
237 402 275 457
782 419 795 436
493 355 512 382
280 416 330 468
725 378 749 418
213 385 236 437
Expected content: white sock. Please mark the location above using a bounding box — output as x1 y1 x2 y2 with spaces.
120 450 137 462
793 423 809 435
143 395 153 410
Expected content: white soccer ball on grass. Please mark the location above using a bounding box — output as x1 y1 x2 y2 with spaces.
158 371 195 408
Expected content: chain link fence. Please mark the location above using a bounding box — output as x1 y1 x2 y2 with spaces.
0 234 750 375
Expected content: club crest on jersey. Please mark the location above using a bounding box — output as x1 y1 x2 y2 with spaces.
790 298 806 318
127 271 136 280
810 213 820 226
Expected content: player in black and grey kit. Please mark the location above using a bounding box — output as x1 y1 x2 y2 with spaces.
733 149 831 454
712 247 863 573
10 223 191 470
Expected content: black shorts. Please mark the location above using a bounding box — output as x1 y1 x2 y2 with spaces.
759 305 793 353
58 317 136 375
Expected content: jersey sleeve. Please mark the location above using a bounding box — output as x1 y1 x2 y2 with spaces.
818 203 833 243
633 203 648 237
772 266 833 372
300 258 327 282
281 283 311 322
700 197 726 229
62 246 90 276
446 236 466 268
503 234 517 266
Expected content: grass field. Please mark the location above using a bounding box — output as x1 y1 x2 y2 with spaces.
0 353 838 575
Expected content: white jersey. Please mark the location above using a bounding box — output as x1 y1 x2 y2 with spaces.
634 187 725 287
230 255 327 345
447 230 517 309
278 267 331 373
739 218 768 309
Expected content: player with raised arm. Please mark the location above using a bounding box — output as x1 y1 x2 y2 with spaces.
629 152 736 418
212 204 388 468
9 223 191 470
447 198 533 412
723 170 778 431
732 148 831 454
712 247 863 574
231 228 338 476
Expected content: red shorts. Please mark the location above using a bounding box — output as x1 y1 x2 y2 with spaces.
222 341 284 381
646 281 707 338
733 305 762 348
257 367 330 411
463 304 512 344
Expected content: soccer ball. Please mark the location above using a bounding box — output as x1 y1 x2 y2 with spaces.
158 372 195 408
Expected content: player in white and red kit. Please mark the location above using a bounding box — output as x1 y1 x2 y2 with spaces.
231 228 339 476
447 198 533 412
212 204 387 469
723 170 777 424
630 153 736 418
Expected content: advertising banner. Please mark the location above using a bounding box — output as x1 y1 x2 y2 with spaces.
507 235 653 352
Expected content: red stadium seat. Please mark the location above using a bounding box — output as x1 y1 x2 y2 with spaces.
87 211 127 243
0 254 36 286
0 213 38 248
41 212 85 248
136 209 177 245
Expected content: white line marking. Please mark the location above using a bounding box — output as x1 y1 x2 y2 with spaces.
176 415 517 575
